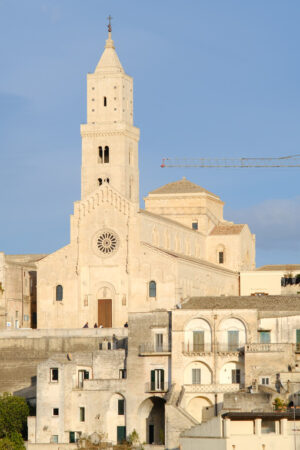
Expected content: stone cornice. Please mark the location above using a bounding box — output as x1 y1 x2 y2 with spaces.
80 124 140 141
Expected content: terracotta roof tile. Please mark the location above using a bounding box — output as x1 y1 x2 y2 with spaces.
149 177 218 197
210 224 245 235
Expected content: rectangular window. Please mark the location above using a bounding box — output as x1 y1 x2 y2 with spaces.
78 370 89 388
228 330 239 351
231 369 241 384
219 252 224 264
79 407 85 422
51 435 58 444
261 420 276 434
150 369 164 391
52 408 59 416
259 331 271 344
50 368 59 382
118 399 125 415
119 369 126 379
193 330 204 352
117 426 126 444
69 432 75 443
192 368 201 384
261 377 270 385
192 222 198 230
155 333 163 351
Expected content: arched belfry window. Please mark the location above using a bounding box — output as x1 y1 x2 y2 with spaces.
56 285 63 301
104 146 109 163
149 281 156 298
98 178 103 186
99 147 103 163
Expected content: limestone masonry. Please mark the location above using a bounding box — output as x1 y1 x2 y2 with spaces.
0 26 300 450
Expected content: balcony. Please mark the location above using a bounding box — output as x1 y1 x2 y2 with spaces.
139 343 171 356
182 342 212 355
217 344 244 354
245 343 289 353
184 383 241 393
145 382 169 393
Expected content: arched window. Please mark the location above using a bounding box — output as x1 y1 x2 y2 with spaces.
56 285 63 301
105 177 110 184
98 178 103 186
99 147 103 163
103 96 107 107
218 251 224 264
149 281 156 298
104 146 109 163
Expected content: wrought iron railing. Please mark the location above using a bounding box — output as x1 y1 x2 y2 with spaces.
139 343 171 354
182 342 212 353
145 382 169 393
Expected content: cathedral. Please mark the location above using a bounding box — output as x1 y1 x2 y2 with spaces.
3 25 300 450
34 27 255 329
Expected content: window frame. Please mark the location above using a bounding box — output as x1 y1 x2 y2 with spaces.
79 407 85 422
155 333 163 352
150 369 164 391
231 369 241 384
149 280 156 298
118 399 125 415
50 368 59 383
56 285 63 302
192 368 201 385
52 408 59 416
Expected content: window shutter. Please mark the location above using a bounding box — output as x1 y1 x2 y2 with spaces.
150 370 155 390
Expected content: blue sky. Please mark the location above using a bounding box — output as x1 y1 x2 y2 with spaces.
0 0 299 267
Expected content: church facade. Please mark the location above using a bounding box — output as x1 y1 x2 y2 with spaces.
36 29 255 329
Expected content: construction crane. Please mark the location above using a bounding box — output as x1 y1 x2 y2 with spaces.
160 154 300 168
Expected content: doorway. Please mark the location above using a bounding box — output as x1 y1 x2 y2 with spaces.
98 299 112 327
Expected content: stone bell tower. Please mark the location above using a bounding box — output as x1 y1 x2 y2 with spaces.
80 19 140 204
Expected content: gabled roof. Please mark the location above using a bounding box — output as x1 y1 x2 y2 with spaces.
210 224 245 235
149 177 218 197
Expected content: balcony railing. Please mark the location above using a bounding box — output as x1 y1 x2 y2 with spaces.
145 382 169 393
245 343 289 353
217 344 244 353
139 343 171 355
182 342 212 354
184 383 241 393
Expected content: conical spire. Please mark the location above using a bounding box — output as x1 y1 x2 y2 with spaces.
95 17 124 73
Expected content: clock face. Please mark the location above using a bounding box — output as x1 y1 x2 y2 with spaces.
96 230 119 255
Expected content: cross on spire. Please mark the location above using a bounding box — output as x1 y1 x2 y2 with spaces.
107 15 112 33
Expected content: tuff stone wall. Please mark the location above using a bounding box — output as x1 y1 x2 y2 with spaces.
0 329 127 395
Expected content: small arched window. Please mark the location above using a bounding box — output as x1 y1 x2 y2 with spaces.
104 146 109 163
98 178 103 186
149 280 156 298
104 96 107 107
56 285 63 301
99 147 103 163
219 251 224 264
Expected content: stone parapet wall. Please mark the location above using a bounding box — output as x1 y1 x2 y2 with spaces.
0 328 127 395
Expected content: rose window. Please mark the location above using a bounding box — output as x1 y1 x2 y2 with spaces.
97 231 118 255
